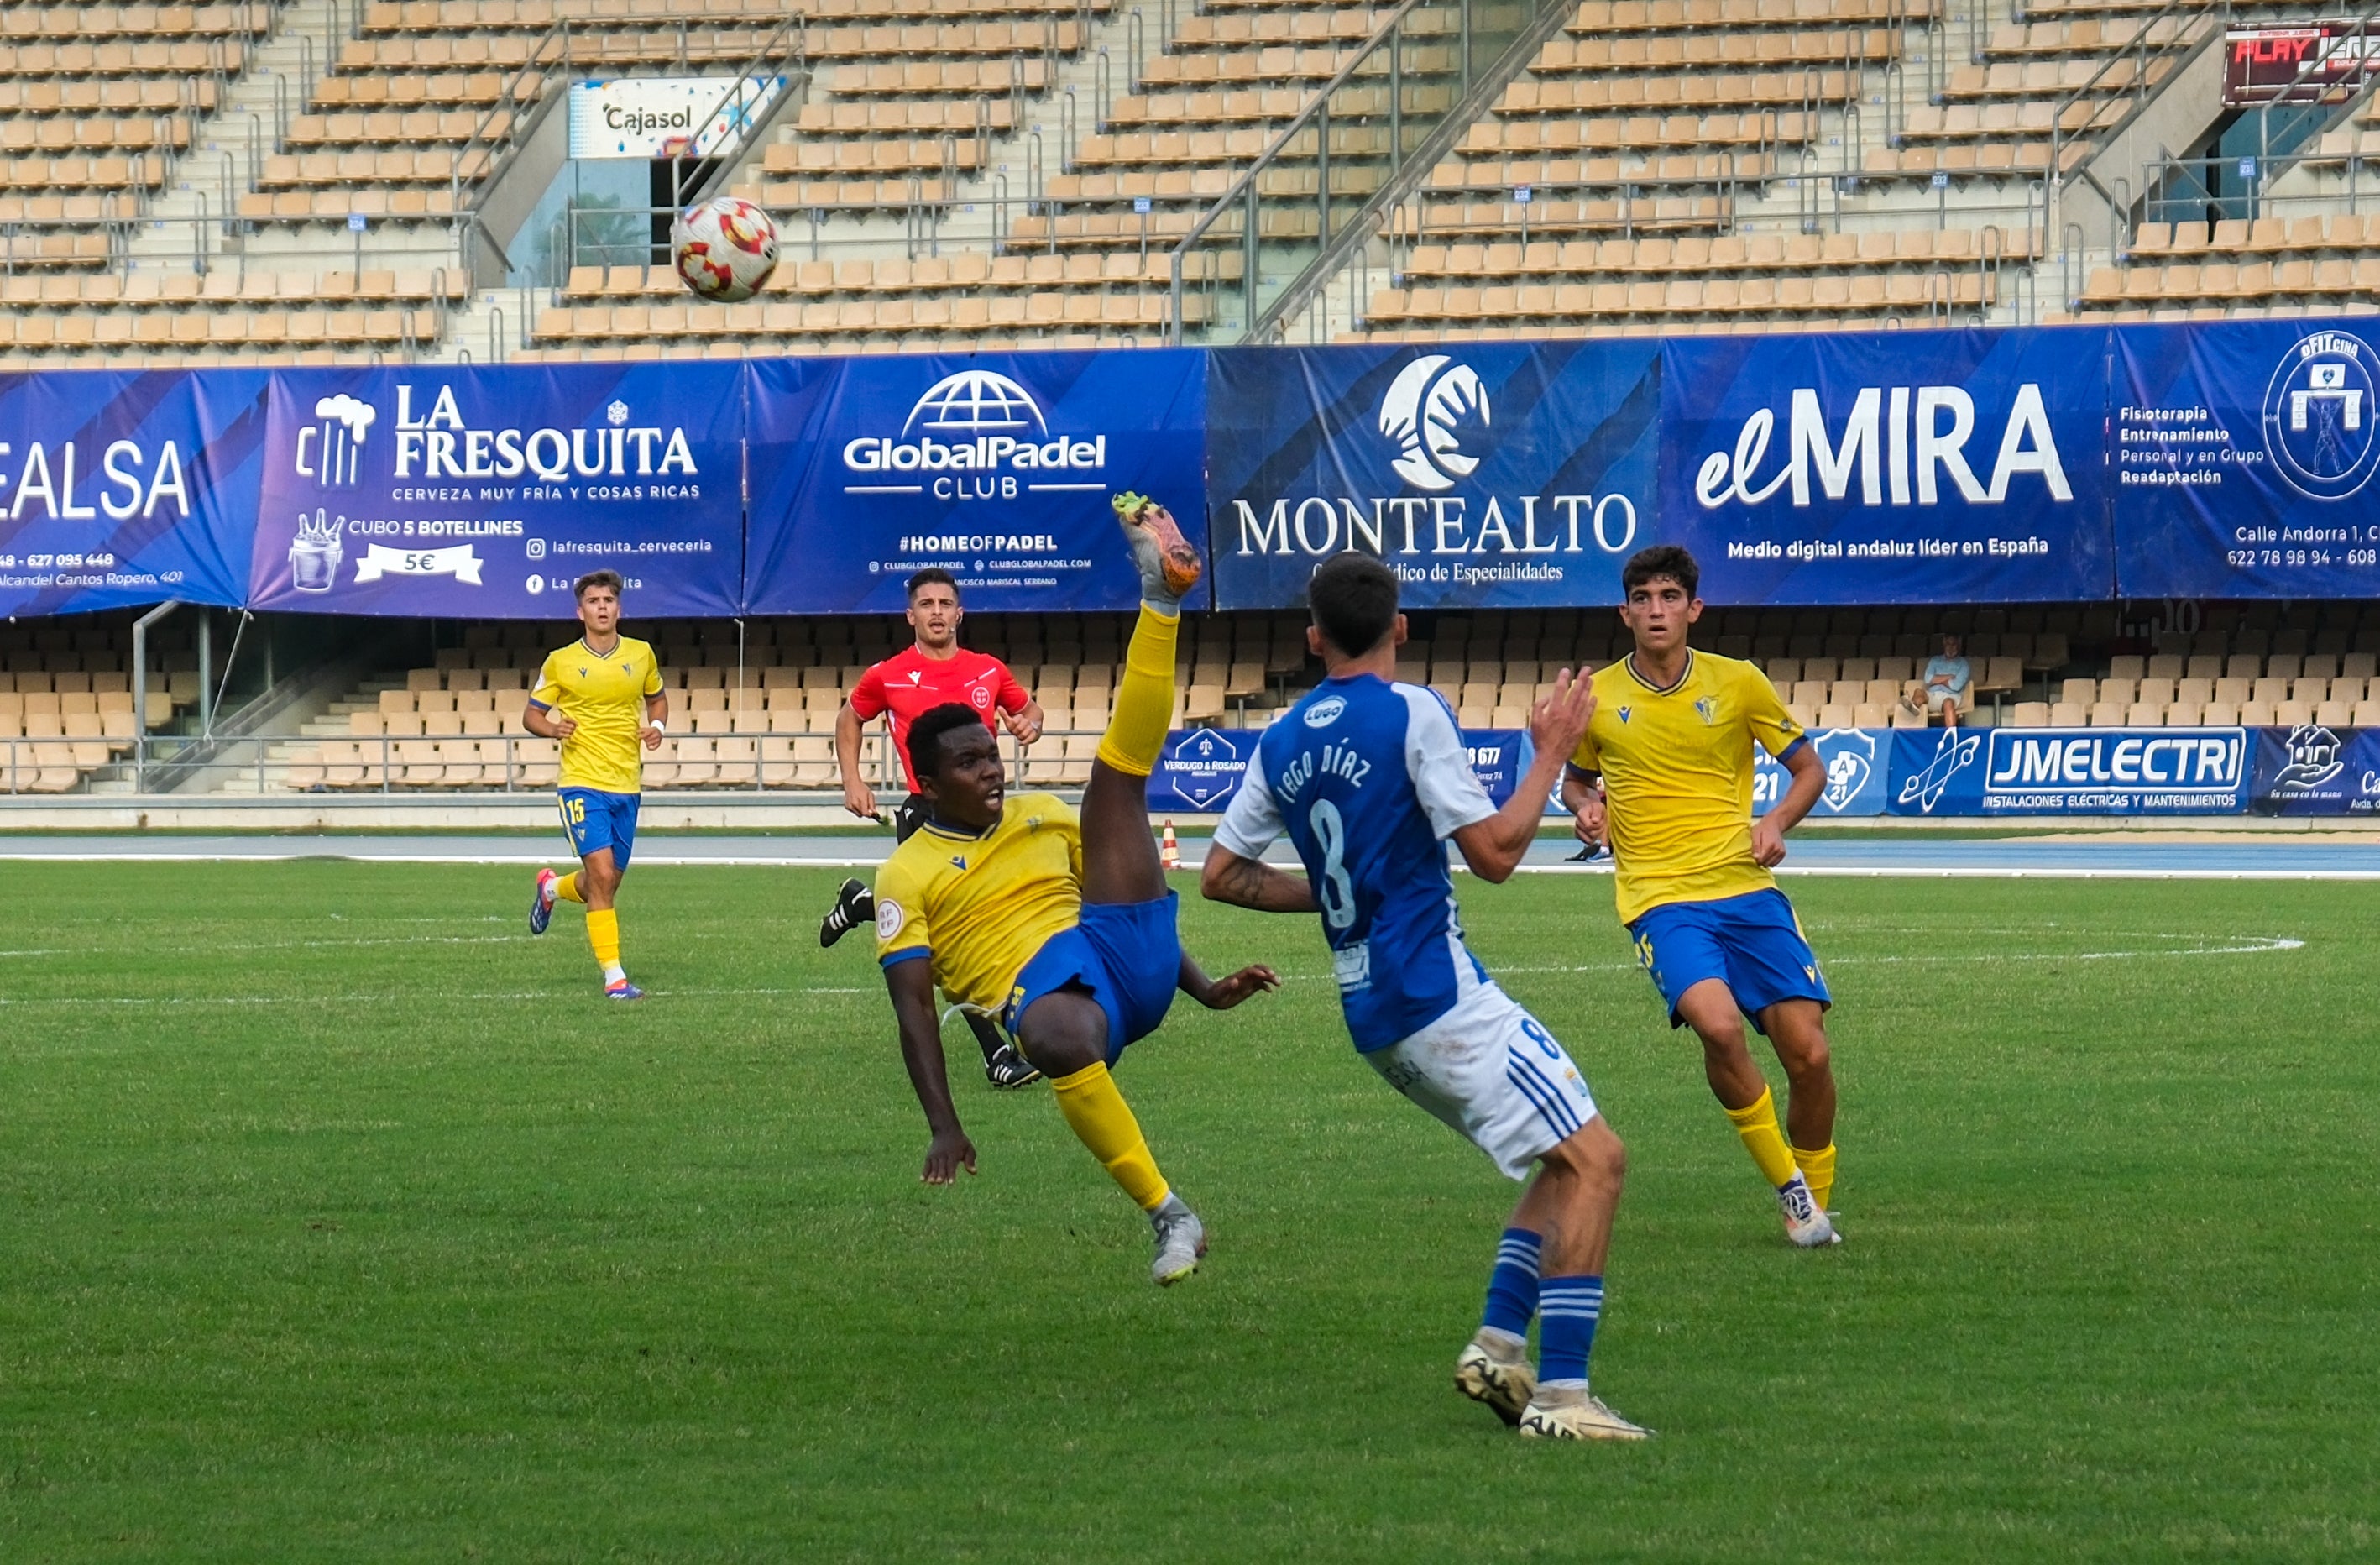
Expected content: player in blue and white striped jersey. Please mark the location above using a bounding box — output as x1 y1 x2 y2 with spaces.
1200 552 1647 1442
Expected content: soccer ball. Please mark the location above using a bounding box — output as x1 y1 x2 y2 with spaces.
671 196 779 303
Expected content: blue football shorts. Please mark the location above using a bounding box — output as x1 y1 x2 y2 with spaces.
1626 887 1830 1035
1003 891 1182 1066
557 787 641 870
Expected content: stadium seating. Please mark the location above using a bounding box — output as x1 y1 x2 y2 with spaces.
0 267 467 365
244 599 2380 795
2077 212 2380 319
0 607 205 793
0 0 2356 364
1353 0 2238 340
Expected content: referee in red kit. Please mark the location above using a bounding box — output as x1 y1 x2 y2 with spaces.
819 566 1048 1089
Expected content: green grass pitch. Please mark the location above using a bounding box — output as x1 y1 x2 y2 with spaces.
1 861 2373 1562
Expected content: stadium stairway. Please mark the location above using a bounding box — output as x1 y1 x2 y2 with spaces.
216 674 411 795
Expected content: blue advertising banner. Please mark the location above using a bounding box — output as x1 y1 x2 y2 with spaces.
247 364 749 618
1754 726 1888 817
1660 327 2115 604
1145 725 1540 814
1885 725 2249 816
1463 728 1530 806
1205 341 1661 611
744 350 1211 615
0 369 266 615
1152 725 1251 812
2112 320 2380 599
2251 722 2380 814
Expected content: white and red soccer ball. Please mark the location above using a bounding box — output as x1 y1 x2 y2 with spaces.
671 196 780 303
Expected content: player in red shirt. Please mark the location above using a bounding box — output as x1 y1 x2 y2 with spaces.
820 567 1049 1088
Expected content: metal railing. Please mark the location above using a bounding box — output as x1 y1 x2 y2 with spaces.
6 724 1168 798
1164 0 1536 343
2043 0 2218 188
2141 144 2380 232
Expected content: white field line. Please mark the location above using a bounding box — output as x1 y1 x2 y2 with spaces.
1514 865 2380 881
0 984 877 1008
1491 934 2304 976
0 939 2304 1008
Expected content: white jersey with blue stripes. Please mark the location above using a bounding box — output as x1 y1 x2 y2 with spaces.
1213 673 1499 1052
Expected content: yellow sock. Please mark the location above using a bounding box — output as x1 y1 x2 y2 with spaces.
556 871 584 903
1094 603 1180 777
1794 1142 1837 1212
1049 1061 1171 1211
1723 1086 1799 1189
586 907 621 976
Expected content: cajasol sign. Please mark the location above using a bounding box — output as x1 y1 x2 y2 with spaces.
566 76 787 160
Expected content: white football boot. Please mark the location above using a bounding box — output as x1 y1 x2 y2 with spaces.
1148 1192 1206 1285
1516 1384 1652 1442
1778 1172 1841 1247
1455 1330 1537 1426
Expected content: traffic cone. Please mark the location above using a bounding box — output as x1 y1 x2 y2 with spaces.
1159 819 1180 871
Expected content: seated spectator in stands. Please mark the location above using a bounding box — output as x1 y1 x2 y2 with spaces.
1901 635 1971 726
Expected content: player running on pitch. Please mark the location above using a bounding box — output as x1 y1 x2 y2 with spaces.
873 495 1278 1285
524 569 667 1001
1562 544 1842 1247
1200 552 1648 1442
819 566 1048 1091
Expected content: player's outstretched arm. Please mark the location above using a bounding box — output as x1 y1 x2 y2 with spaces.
1452 670 1596 883
1177 948 1281 1010
1752 741 1826 866
1199 844 1318 913
884 957 976 1184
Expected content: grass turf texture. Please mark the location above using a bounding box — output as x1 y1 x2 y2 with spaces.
1 864 2372 1562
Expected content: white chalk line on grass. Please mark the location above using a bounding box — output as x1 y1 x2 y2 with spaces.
0 934 521 960
0 983 877 1008
1513 864 2380 882
0 938 2302 1008
1492 934 2304 977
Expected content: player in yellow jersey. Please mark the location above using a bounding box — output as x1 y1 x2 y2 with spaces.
874 497 1278 1285
522 569 667 1001
1561 546 1843 1247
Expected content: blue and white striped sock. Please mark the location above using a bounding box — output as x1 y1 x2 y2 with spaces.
1536 1275 1603 1388
1480 1227 1542 1342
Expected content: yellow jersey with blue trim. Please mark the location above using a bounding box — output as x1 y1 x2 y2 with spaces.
1569 649 1806 924
872 792 1083 1014
530 635 663 794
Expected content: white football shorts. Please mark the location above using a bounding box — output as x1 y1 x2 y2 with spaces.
1365 981 1600 1181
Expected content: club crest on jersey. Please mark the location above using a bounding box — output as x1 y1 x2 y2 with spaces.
1304 695 1347 728
876 899 905 940
971 687 991 709
1694 696 1718 725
